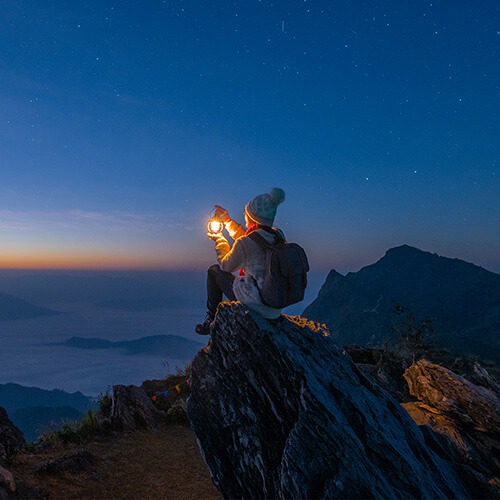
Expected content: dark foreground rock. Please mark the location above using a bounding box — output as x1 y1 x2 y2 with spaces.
187 302 470 499
0 408 45 499
98 385 166 432
403 360 500 494
404 359 500 433
0 465 15 498
0 408 26 462
345 345 410 401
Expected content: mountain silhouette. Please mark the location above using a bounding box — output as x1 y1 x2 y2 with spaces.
0 383 91 414
0 383 93 444
303 245 500 362
62 334 203 358
0 293 59 321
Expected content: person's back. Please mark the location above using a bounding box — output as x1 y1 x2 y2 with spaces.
237 227 278 281
226 226 286 320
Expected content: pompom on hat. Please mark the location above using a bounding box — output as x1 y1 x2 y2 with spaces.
245 187 285 226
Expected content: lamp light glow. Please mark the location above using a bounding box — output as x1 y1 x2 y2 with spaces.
208 220 223 234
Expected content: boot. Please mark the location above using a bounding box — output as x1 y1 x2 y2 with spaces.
195 313 214 335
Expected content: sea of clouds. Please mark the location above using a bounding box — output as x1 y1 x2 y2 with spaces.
0 270 324 396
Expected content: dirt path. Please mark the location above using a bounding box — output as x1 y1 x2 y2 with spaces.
12 425 221 499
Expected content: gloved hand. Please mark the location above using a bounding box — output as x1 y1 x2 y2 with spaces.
207 232 224 241
214 205 230 223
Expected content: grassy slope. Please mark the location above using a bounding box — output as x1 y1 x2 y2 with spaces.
13 425 221 500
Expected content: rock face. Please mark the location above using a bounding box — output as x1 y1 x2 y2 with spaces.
345 345 410 402
405 360 500 434
0 407 26 462
104 385 165 432
187 302 468 499
403 360 500 490
0 408 26 500
0 465 15 497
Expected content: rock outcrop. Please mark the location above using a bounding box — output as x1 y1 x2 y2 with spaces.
0 408 25 462
0 465 15 499
99 385 166 432
404 360 500 434
0 408 27 499
187 302 469 499
345 345 410 402
403 360 500 493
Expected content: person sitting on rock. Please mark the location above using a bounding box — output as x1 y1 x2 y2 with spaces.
195 187 286 335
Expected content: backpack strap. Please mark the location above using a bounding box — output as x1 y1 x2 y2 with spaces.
249 227 285 246
248 231 271 249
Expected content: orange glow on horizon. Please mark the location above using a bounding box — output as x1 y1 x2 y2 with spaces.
0 250 206 271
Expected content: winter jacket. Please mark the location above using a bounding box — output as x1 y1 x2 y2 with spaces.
212 219 283 319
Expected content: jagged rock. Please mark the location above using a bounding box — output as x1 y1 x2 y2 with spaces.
187 302 469 499
0 465 15 496
403 360 500 492
345 345 410 401
404 360 500 434
107 385 166 432
0 455 45 499
471 362 500 393
36 450 96 476
0 407 26 462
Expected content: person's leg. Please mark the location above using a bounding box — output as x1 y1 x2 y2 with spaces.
207 264 235 317
196 265 235 335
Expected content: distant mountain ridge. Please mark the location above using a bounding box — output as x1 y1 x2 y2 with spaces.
303 245 500 362
0 383 93 442
61 334 204 358
0 293 59 321
0 383 91 414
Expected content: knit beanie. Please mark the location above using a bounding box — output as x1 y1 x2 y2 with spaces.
245 188 285 226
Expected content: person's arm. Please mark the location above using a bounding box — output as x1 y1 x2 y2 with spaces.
215 205 245 240
225 219 245 240
213 236 246 273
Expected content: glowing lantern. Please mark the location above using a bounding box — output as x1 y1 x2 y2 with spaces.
207 208 224 234
207 219 224 234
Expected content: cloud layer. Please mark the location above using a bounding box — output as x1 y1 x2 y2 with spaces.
0 209 164 232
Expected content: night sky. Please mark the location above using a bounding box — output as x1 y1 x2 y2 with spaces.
1 0 499 273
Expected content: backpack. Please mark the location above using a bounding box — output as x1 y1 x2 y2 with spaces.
248 229 309 309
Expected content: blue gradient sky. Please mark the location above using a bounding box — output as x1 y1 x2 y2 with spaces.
1 0 499 272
